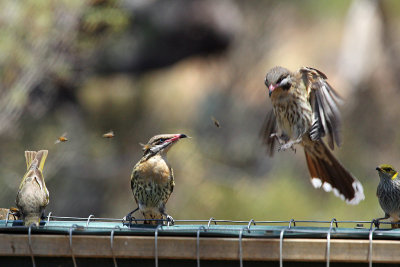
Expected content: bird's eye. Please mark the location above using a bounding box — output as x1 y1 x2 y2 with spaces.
276 77 283 84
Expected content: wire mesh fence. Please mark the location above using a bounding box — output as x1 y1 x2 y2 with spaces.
1 211 400 267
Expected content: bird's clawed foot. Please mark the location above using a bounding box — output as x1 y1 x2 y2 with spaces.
123 208 139 226
373 215 390 229
373 218 381 229
271 134 300 153
164 214 175 226
278 141 297 153
270 133 287 144
123 214 138 225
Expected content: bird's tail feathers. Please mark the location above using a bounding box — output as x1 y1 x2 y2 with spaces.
24 150 48 172
304 140 364 205
25 151 37 170
143 211 164 225
36 150 48 172
23 213 41 227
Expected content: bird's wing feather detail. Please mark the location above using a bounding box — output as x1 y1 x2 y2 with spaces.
260 109 277 156
33 176 43 191
164 168 175 204
300 67 342 149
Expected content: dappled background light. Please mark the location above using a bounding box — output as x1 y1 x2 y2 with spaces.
1 0 400 221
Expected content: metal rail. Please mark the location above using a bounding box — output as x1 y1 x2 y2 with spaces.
2 212 400 267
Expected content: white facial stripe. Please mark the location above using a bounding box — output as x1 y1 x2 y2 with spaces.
149 140 173 154
280 76 291 86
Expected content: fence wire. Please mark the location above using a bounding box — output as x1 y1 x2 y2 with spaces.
1 211 400 267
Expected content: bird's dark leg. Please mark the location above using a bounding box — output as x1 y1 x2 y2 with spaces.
123 207 139 225
373 214 390 228
270 133 289 146
40 210 46 220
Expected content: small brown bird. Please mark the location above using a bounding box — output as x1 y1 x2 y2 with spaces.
55 133 68 144
16 150 49 226
262 66 364 204
125 134 187 225
102 130 115 139
375 164 400 228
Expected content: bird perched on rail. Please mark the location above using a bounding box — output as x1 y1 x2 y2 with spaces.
16 150 49 226
125 134 188 225
261 66 364 204
375 164 400 228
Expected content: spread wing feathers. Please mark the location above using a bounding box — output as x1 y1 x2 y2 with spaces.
300 67 343 150
260 109 277 157
304 140 364 205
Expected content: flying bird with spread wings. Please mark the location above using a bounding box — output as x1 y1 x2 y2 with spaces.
262 66 364 204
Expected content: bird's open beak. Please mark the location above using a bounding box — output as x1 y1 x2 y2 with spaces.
268 84 277 97
376 167 382 172
148 134 188 155
168 134 187 143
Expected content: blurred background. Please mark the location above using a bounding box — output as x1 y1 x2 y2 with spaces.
1 0 400 221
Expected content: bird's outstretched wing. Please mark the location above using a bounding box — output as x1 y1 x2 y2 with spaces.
260 109 277 156
300 67 343 150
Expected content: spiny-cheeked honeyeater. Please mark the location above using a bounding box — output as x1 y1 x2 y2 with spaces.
125 134 187 225
262 66 364 204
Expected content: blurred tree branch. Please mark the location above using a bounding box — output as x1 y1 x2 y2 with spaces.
0 0 129 136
